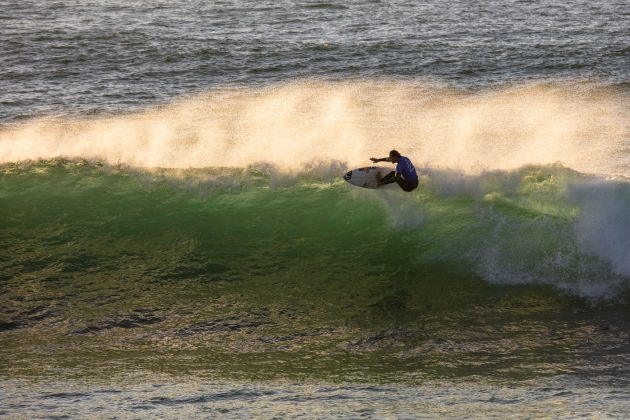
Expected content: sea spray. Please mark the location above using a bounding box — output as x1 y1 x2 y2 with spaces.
1 81 628 176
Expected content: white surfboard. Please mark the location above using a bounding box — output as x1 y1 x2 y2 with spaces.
343 166 393 189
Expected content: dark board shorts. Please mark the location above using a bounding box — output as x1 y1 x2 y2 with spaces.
398 178 419 192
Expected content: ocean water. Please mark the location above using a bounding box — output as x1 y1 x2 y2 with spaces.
1 0 630 417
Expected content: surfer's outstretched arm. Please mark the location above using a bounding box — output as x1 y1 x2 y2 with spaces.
370 157 392 163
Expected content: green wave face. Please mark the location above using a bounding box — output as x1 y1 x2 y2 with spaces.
2 160 630 381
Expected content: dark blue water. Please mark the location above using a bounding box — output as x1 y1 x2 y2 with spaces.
1 0 629 120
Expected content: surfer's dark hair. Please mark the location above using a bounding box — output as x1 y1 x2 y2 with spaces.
389 149 401 157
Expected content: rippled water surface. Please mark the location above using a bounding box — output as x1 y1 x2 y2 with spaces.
1 0 629 120
3 376 630 418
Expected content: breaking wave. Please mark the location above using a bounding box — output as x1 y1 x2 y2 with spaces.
1 80 629 299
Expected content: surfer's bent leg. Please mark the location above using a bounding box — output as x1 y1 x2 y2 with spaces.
380 171 397 185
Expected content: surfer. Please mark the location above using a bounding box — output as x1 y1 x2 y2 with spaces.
370 150 419 192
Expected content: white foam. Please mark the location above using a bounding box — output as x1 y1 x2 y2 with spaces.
568 179 630 277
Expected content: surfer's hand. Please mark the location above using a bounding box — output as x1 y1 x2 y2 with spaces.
370 157 378 163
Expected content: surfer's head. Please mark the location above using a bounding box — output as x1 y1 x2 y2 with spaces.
389 149 401 163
